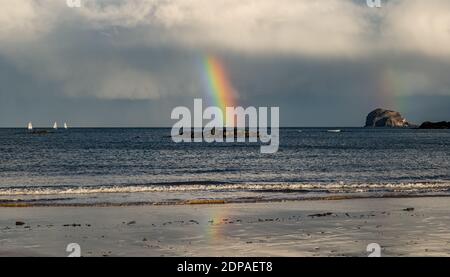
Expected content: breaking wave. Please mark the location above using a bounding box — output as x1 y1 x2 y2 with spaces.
1 182 450 196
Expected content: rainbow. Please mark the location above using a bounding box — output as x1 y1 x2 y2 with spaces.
200 54 238 242
203 55 238 125
206 209 228 246
376 68 409 114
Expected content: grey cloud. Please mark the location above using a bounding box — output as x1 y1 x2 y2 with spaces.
0 0 449 127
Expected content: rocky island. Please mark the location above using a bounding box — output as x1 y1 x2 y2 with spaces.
365 108 412 128
418 121 450 129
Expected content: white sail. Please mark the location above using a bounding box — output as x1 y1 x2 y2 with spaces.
64 122 68 129
53 122 58 129
27 122 33 130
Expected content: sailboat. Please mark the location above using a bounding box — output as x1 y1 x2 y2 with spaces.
64 122 68 129
27 122 33 130
53 122 58 130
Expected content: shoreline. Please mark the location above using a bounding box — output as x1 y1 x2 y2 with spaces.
1 196 449 257
1 193 450 208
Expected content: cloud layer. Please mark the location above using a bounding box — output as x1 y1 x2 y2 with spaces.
3 0 449 56
0 0 449 126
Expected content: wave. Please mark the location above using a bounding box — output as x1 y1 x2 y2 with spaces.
1 182 450 196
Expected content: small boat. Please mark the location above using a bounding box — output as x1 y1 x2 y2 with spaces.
27 122 33 130
327 129 341 133
64 122 68 129
53 122 58 130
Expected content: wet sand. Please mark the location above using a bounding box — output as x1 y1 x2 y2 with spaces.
1 197 449 257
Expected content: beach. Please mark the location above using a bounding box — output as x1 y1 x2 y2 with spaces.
2 0 450 263
1 197 449 257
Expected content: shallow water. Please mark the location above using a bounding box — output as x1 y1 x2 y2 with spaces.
0 128 449 205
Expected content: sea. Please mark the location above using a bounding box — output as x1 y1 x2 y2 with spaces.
0 128 449 206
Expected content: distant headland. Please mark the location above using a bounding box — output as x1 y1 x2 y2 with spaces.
418 121 450 129
364 108 449 129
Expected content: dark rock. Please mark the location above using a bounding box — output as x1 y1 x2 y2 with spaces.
308 212 333 218
127 221 136 225
365 108 412 127
15 221 25 226
31 130 49 135
63 223 81 227
403 207 415 212
418 121 450 129
183 128 260 139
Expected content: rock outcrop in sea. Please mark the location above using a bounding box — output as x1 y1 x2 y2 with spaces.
418 121 450 129
365 108 412 128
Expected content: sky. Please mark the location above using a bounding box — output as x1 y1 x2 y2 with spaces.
0 0 449 127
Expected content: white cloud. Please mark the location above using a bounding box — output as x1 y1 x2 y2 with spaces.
0 0 60 44
2 0 450 58
74 0 450 58
76 0 371 56
382 0 450 58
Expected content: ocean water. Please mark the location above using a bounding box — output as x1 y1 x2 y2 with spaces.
0 128 449 206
